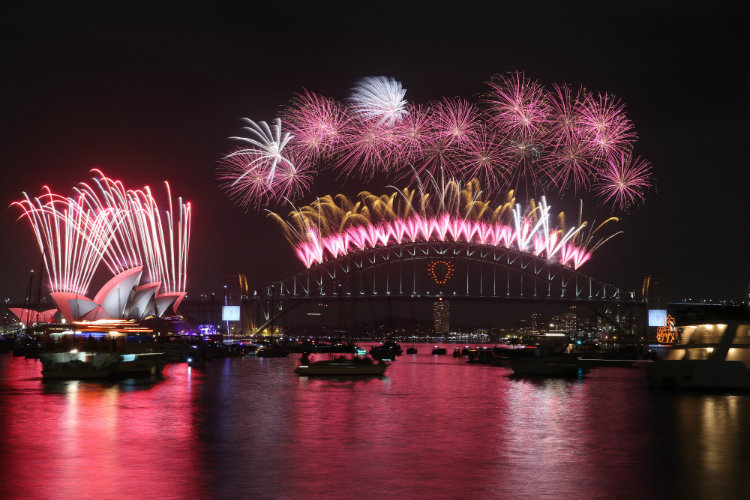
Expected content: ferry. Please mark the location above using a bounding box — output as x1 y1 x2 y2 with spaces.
647 322 750 390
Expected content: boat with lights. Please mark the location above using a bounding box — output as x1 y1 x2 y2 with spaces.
647 322 750 390
295 357 388 376
38 319 168 380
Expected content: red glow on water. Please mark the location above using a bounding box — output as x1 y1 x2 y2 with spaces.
0 360 208 500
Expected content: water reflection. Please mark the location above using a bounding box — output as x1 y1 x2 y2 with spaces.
0 359 208 500
0 350 747 500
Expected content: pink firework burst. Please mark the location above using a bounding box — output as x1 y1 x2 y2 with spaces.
458 127 509 192
271 150 315 201
541 135 598 194
594 153 652 210
218 148 313 208
484 71 550 139
335 120 398 179
412 136 461 182
502 133 552 197
283 90 350 160
545 83 587 149
431 97 481 146
391 103 435 167
578 92 636 160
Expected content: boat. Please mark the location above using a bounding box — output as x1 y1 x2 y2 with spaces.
452 348 461 358
40 349 166 380
370 339 403 360
647 322 750 390
254 344 289 357
406 346 418 354
431 347 447 355
509 357 581 376
295 357 388 376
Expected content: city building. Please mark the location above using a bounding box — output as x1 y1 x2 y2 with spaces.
433 298 450 334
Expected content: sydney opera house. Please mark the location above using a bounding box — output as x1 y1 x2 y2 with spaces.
11 170 191 327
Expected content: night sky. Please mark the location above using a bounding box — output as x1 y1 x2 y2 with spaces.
1 1 747 308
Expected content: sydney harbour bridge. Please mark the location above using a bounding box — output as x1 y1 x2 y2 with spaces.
246 241 644 337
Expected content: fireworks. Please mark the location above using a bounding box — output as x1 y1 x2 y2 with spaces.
431 97 481 146
458 127 508 192
484 72 550 140
219 118 313 207
220 71 651 211
594 153 652 211
578 93 636 161
282 90 349 160
349 76 409 126
13 188 124 295
13 171 192 318
269 178 617 270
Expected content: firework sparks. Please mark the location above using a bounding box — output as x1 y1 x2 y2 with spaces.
542 138 597 194
282 90 350 160
458 127 508 192
349 76 408 126
220 117 312 207
222 72 650 212
392 103 435 167
594 153 652 211
270 179 615 270
228 118 296 187
579 93 636 160
431 97 481 146
484 71 550 139
13 188 125 295
336 119 399 178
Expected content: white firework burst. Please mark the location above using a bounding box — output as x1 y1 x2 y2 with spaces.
227 117 295 187
349 76 408 126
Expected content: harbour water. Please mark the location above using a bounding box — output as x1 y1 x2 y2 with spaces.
0 348 747 500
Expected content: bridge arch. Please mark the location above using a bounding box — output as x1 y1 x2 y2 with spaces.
254 242 636 302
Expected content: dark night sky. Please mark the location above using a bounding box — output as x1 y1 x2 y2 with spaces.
0 0 747 308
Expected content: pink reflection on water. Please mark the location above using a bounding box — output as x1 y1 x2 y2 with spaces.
0 359 208 500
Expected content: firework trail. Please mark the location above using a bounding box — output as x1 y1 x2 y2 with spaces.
75 169 144 275
13 188 125 295
129 182 191 294
545 83 585 148
542 139 597 195
349 76 409 126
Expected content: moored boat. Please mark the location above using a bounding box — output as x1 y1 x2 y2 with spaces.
647 322 750 390
295 357 388 376
509 357 581 376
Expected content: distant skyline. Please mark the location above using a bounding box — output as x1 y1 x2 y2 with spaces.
1 1 747 307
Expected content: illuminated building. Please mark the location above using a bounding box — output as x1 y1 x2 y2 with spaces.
433 298 450 335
